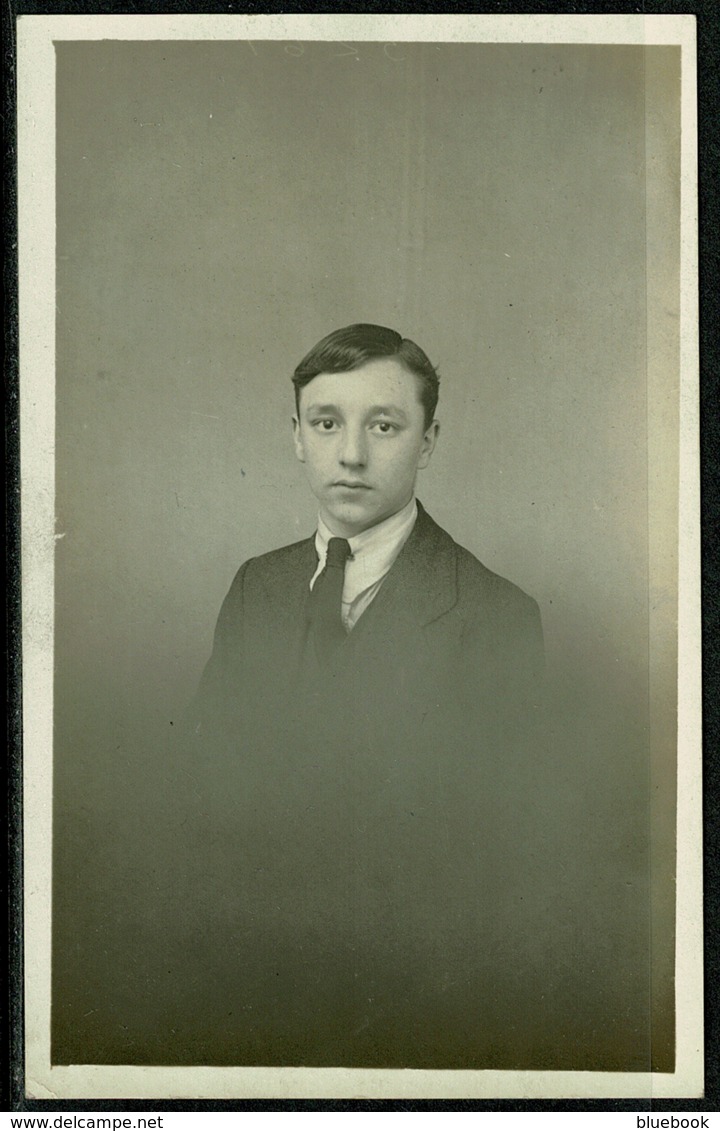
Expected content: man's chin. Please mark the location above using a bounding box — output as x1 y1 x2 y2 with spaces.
323 500 382 537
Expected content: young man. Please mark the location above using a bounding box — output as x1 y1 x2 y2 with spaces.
185 324 551 1068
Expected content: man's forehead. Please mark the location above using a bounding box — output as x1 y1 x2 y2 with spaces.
298 358 424 406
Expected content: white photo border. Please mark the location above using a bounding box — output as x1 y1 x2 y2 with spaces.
18 12 701 1101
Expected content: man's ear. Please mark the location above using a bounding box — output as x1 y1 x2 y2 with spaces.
292 416 305 463
417 419 440 470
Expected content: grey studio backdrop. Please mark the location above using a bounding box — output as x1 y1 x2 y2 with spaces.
52 42 680 1069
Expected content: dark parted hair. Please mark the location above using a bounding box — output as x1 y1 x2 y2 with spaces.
292 323 440 430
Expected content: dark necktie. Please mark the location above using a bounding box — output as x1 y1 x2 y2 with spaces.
307 536 352 661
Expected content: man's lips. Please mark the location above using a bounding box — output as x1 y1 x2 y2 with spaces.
332 481 371 489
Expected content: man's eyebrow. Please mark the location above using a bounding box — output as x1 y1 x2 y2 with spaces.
366 404 409 420
302 402 410 420
303 403 341 416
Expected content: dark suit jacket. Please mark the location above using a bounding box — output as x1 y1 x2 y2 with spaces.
175 503 559 1068
197 499 544 731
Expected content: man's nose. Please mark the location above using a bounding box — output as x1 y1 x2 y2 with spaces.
339 426 367 467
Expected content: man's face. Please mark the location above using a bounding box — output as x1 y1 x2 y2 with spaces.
292 357 439 538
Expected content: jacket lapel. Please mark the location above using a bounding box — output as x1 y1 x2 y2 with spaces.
255 506 459 670
372 501 459 627
249 537 316 672
265 537 317 622
341 501 459 652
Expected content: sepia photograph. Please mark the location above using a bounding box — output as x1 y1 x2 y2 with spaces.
18 13 701 1100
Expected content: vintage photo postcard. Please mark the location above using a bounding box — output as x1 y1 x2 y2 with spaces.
17 12 701 1101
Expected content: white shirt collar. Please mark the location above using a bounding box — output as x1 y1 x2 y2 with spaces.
312 496 418 602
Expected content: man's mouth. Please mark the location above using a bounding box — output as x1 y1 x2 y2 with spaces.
333 481 370 489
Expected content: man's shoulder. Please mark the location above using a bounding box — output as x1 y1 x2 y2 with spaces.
454 540 538 615
418 506 538 617
233 534 316 588
251 534 316 566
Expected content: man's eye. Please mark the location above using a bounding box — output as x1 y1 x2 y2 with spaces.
314 419 337 431
372 421 397 434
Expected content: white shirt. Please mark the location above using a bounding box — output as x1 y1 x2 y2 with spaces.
310 497 418 632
